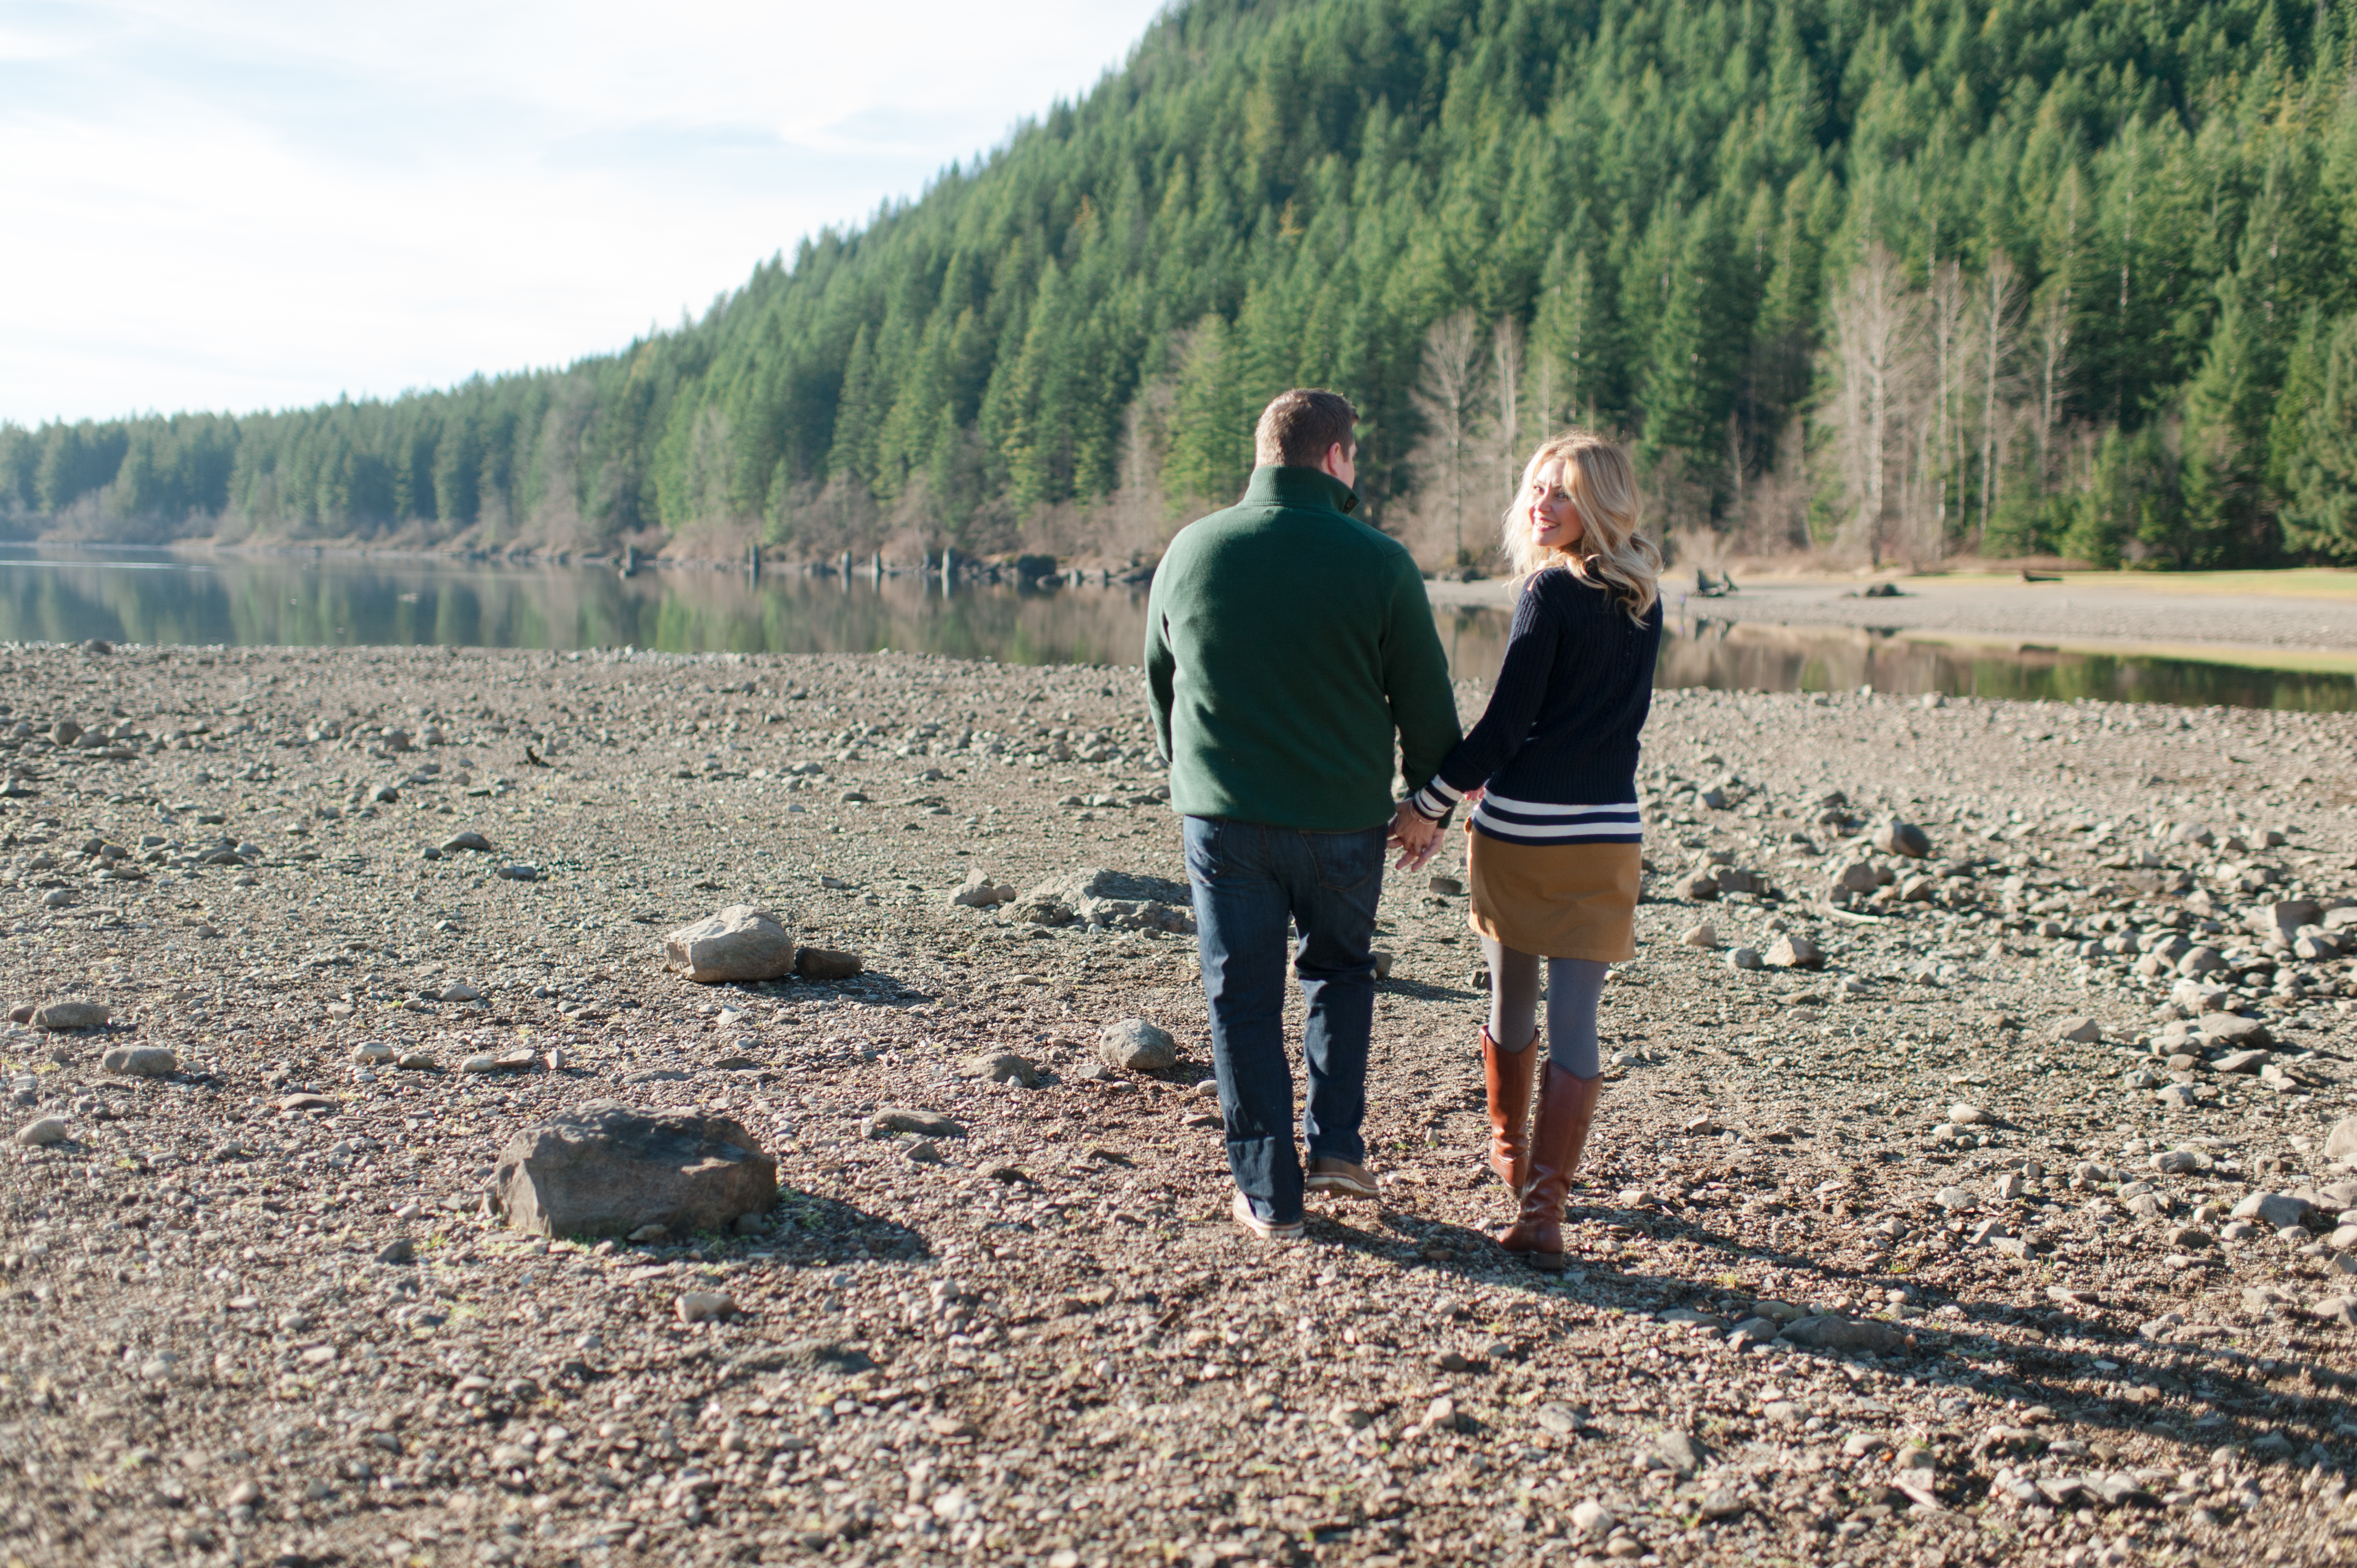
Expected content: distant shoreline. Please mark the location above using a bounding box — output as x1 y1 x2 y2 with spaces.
1425 568 2357 669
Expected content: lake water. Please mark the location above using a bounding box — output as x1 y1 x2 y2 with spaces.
3 543 2350 713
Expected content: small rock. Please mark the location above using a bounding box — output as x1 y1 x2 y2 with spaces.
2231 1192 2311 1229
437 983 482 1004
957 1051 1039 1087
1371 948 1394 980
101 1046 177 1079
1933 1186 1977 1211
1872 819 1933 858
676 1291 737 1324
950 873 1015 909
439 831 494 853
397 1051 437 1071
2166 1226 2214 1251
1949 1103 1991 1126
494 863 539 881
663 906 797 983
1779 1315 1906 1353
30 1000 109 1031
375 1237 415 1265
2325 1117 2357 1162
459 1054 500 1074
1428 875 1465 898
1569 1499 1613 1538
1764 934 1821 970
1728 947 1763 971
871 1107 965 1138
903 1139 942 1164
351 1043 394 1065
2049 1016 2104 1044
795 947 864 981
491 1101 777 1240
1680 921 1718 948
14 1117 65 1147
1097 1017 1177 1073
1698 1486 1746 1519
1677 870 1720 901
1649 1429 1704 1475
1535 1402 1583 1437
1830 860 1882 894
2213 1048 2271 1075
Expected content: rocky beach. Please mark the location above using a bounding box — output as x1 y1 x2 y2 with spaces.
3 638 2357 1568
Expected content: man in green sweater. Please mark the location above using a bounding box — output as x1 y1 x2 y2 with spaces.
1146 388 1461 1241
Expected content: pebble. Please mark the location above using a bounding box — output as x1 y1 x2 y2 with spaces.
2049 1015 2104 1043
101 1046 177 1079
957 1051 1039 1087
375 1237 415 1265
1679 921 1718 948
1934 1186 1977 1210
676 1291 737 1324
1949 1102 1991 1126
871 1107 964 1138
13 1117 65 1146
30 1000 109 1030
1728 947 1762 971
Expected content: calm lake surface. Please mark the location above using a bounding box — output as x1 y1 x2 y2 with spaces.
3 543 2351 713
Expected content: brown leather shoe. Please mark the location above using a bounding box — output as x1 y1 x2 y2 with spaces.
1482 1025 1541 1193
1498 1064 1603 1270
1306 1157 1379 1200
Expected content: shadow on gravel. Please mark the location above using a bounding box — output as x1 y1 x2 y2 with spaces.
1309 1196 2357 1470
1374 977 1483 1003
758 1189 929 1263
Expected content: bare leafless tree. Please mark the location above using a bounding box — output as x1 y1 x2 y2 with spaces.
1491 316 1524 505
1974 251 2025 541
1824 245 1921 566
1412 311 1486 566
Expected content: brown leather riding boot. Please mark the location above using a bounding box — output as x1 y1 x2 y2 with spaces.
1481 1026 1540 1194
1497 1064 1604 1270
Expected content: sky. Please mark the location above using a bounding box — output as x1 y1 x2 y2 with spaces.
0 0 1171 427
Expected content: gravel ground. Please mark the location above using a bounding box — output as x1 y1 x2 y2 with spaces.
4 641 2357 1568
1428 575 2357 657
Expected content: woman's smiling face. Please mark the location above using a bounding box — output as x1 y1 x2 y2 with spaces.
1526 460 1584 552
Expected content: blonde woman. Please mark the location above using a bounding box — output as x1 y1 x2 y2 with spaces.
1394 431 1663 1270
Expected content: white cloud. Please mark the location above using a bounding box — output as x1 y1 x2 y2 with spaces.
0 0 1170 425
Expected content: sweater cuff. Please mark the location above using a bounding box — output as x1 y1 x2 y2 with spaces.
1407 777 1461 821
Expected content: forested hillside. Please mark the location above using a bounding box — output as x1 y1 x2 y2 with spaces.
7 0 2357 570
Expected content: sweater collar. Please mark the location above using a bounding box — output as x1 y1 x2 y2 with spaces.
1243 465 1360 515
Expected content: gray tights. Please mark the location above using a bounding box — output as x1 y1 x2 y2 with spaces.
1483 938 1607 1080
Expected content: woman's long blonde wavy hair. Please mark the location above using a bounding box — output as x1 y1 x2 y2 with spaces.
1499 430 1661 623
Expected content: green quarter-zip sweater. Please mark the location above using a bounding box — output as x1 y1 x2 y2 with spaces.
1145 466 1462 832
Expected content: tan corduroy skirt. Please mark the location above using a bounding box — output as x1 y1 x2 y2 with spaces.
1465 829 1641 962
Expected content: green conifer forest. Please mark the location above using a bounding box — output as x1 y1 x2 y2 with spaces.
7 0 2357 570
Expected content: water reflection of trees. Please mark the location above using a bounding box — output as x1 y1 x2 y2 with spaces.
1 548 2349 713
1657 618 2357 713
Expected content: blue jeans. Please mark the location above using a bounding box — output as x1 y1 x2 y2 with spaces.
1183 816 1387 1225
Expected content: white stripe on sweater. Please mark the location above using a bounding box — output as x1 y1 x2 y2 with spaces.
1471 798 1643 843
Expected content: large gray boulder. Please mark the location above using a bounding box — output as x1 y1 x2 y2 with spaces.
1012 868 1195 933
491 1101 776 1240
663 906 797 983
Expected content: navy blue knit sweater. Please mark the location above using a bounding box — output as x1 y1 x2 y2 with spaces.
1411 567 1663 843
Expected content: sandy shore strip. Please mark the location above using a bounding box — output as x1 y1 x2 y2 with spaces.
1428 570 2357 663
3 641 2357 1566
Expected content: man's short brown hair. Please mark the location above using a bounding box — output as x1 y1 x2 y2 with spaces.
1254 389 1358 468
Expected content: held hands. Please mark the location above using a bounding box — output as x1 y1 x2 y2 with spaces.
1387 801 1443 872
